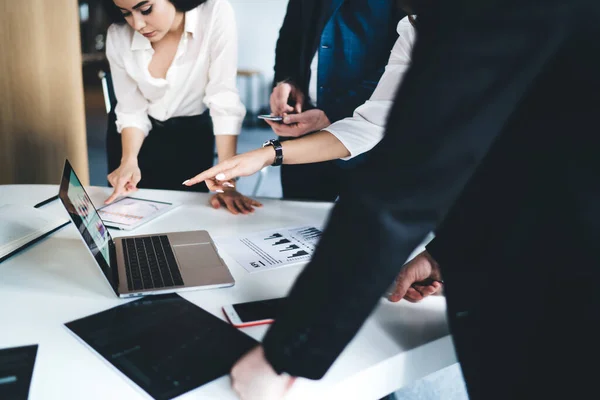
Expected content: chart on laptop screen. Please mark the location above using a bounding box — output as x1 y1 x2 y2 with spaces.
68 170 111 265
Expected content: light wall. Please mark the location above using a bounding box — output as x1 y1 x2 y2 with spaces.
0 0 89 185
229 0 289 113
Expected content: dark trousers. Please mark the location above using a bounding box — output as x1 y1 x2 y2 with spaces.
106 112 215 193
280 160 344 202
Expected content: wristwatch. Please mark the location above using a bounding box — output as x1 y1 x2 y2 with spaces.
262 139 283 166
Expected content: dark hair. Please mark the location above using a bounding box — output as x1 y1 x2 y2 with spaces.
102 0 209 25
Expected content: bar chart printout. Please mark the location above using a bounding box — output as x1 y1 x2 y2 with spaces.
215 226 323 273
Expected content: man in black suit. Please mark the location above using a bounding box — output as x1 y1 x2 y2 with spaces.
230 0 600 399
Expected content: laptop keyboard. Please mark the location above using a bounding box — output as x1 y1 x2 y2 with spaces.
122 236 184 291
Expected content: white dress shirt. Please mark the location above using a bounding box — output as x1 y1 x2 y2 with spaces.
105 0 246 137
308 53 319 106
326 17 416 159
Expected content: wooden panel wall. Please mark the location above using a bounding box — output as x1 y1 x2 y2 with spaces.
0 0 89 185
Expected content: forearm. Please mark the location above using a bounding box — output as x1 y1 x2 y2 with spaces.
120 127 146 164
260 131 350 166
215 135 238 162
251 131 350 169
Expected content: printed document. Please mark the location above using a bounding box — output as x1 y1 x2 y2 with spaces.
216 226 322 273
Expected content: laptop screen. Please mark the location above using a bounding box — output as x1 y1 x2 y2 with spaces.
59 160 116 290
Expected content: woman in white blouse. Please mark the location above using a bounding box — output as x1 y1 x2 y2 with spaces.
102 0 261 215
183 16 417 192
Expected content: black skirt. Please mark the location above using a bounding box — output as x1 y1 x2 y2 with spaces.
106 112 215 193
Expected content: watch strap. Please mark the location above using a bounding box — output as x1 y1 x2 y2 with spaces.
263 139 283 166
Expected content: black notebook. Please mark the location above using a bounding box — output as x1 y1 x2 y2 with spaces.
0 344 38 400
65 294 257 400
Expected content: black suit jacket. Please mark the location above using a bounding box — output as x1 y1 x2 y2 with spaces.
262 0 600 398
273 0 328 95
273 0 403 120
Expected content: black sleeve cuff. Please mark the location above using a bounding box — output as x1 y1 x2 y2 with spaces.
425 237 445 268
262 325 331 380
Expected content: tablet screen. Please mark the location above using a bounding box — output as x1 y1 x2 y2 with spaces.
0 345 38 400
65 294 257 400
98 197 173 228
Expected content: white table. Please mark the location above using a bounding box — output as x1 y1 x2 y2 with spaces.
0 185 456 400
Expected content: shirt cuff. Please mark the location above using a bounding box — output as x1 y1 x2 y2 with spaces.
115 114 152 137
326 123 369 161
327 117 386 161
326 127 353 161
212 116 243 135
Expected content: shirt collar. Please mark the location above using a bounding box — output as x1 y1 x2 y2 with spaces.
130 7 198 51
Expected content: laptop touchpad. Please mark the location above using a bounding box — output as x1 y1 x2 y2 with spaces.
173 244 223 269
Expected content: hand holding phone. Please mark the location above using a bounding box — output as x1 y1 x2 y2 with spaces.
258 115 284 122
222 297 286 328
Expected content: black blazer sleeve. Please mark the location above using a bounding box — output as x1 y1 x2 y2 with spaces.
273 0 304 87
262 0 570 379
273 0 326 97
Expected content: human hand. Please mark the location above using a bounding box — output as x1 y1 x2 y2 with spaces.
388 251 444 303
270 82 304 116
105 160 141 204
182 147 274 191
231 346 295 400
209 188 263 215
265 109 331 138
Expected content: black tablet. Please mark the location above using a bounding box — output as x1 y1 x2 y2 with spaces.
0 344 38 400
65 294 257 400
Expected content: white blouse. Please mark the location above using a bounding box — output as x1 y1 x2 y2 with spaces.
327 17 416 159
105 0 246 137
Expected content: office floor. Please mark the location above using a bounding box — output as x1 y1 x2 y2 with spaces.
84 86 468 400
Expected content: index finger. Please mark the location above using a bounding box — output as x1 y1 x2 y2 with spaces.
282 113 303 125
388 273 416 303
105 187 124 205
183 164 228 187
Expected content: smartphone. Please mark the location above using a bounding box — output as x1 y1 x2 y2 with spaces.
257 115 283 122
222 297 286 328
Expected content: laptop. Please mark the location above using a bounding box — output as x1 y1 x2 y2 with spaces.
58 159 235 298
